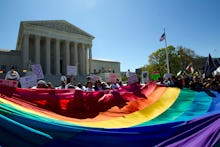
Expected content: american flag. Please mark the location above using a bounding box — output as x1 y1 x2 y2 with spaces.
160 33 166 41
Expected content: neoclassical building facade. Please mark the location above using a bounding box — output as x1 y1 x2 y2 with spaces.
0 20 120 81
17 20 93 75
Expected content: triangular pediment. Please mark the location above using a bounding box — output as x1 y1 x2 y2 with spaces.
22 20 94 38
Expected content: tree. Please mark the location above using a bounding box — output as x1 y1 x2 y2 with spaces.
147 45 181 77
176 46 198 71
145 45 201 79
121 73 128 82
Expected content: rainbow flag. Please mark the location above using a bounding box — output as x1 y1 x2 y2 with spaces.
0 83 219 146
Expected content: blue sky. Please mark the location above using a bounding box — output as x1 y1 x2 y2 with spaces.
0 0 219 72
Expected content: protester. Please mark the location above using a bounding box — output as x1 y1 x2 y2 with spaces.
126 69 131 78
66 76 75 88
94 80 104 91
32 80 48 88
47 82 54 89
5 66 20 81
111 80 120 89
75 82 84 90
56 81 67 89
85 81 95 92
61 73 67 83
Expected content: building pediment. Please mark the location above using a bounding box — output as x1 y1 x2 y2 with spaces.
21 20 94 38
16 20 94 50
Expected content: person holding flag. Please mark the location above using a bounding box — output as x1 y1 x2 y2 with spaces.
186 62 194 74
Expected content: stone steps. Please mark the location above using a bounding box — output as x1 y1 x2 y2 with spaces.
44 75 87 87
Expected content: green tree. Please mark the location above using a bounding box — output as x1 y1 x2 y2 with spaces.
176 46 198 71
147 45 181 77
145 45 201 78
121 73 128 82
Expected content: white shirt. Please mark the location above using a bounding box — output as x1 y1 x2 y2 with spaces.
111 83 120 89
5 70 20 80
86 87 95 92
61 75 67 82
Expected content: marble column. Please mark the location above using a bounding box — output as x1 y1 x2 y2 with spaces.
22 33 29 68
65 41 70 74
74 42 78 75
70 43 74 66
82 44 86 75
35 35 40 64
78 44 82 75
85 46 88 75
55 39 60 75
45 37 51 75
89 45 92 74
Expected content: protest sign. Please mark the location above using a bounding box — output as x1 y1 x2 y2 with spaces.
128 74 139 84
67 65 77 76
108 73 118 83
19 74 37 88
31 64 44 80
142 71 149 83
151 71 160 81
90 74 102 83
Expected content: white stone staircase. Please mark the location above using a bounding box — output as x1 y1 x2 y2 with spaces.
44 75 87 87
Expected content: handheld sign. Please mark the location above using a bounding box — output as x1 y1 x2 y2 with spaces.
128 74 139 84
142 71 149 83
31 64 44 80
90 74 102 83
67 66 77 76
164 73 173 80
108 73 118 83
151 71 160 81
19 74 37 88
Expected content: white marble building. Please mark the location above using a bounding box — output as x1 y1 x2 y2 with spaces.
16 20 94 75
0 20 120 83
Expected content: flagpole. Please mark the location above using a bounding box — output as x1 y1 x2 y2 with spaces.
164 28 170 73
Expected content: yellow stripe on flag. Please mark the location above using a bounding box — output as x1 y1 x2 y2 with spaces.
0 87 180 129
76 87 180 128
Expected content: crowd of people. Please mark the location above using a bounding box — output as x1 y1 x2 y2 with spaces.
3 67 220 93
31 75 122 91
157 74 220 93
3 67 123 91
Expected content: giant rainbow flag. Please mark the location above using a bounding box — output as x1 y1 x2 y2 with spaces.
0 82 220 146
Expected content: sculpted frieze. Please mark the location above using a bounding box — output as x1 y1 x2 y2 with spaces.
24 24 92 44
26 21 93 38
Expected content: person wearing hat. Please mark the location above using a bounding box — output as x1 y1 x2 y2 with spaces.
5 66 20 81
32 80 48 88
37 80 48 88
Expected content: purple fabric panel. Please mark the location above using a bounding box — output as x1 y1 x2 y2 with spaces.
156 114 220 147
